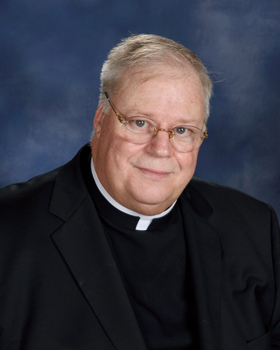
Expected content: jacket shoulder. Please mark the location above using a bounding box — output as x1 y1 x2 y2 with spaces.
0 166 61 209
0 144 89 209
187 177 273 219
0 145 90 229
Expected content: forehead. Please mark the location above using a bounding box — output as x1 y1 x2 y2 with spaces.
115 65 205 122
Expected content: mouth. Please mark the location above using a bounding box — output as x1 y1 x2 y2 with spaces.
137 167 172 180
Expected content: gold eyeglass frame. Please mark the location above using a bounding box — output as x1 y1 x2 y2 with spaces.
104 92 208 142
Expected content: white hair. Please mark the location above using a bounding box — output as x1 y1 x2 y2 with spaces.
99 34 213 120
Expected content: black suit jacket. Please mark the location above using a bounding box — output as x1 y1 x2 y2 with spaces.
0 145 280 350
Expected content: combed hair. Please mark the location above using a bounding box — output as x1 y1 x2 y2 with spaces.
99 34 213 119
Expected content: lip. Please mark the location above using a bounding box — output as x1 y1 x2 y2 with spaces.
137 167 171 179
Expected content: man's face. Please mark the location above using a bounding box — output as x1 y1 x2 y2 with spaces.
91 66 205 215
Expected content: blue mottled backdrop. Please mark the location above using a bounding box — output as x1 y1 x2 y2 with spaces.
1 0 280 218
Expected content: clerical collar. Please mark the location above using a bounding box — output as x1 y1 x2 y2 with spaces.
90 158 176 231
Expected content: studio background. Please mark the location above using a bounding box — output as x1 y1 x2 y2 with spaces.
1 0 280 218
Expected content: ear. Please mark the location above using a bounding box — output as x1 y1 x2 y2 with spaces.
93 104 106 138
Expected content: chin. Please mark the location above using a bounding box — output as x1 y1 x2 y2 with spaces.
131 191 173 210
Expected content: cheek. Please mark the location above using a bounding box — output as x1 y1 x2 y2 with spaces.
176 150 199 172
115 144 143 172
105 138 140 174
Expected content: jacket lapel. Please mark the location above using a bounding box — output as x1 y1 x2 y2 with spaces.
180 185 222 350
49 147 147 350
52 196 147 350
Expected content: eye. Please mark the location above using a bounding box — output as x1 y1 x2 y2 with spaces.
126 117 156 135
174 127 191 136
133 120 147 128
128 118 152 130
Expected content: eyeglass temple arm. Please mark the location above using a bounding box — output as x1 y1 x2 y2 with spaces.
105 92 117 114
104 92 125 124
201 122 208 140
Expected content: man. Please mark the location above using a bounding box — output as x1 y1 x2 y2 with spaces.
0 34 279 350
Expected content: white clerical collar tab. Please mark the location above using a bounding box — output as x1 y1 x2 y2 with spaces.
91 158 176 231
136 218 153 230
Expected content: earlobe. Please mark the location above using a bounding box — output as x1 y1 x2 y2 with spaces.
93 105 105 137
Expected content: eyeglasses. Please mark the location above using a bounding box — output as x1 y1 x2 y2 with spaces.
104 92 208 153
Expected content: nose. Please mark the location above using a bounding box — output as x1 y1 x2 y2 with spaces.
145 129 173 157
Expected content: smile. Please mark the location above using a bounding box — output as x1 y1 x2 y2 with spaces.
137 167 171 179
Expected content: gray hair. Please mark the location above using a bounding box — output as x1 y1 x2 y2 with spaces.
99 34 213 120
